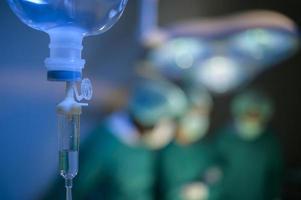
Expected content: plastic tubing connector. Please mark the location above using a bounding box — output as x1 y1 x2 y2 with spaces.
45 27 86 82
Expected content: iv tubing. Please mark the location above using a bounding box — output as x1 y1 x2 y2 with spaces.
65 178 73 200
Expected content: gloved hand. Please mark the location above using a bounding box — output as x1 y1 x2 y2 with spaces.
181 182 209 200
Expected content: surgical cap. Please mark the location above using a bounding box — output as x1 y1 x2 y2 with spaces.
232 90 274 121
129 79 187 127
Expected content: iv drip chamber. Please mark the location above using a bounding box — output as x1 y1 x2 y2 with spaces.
57 81 82 200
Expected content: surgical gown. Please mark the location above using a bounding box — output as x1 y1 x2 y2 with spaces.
158 139 222 200
214 124 284 200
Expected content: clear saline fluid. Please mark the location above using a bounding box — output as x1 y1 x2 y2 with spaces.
7 0 128 35
59 150 79 179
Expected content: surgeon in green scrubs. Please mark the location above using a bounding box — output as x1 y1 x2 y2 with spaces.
158 86 223 200
42 79 187 200
215 90 284 200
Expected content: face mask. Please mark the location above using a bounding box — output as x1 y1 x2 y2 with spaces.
235 120 265 141
179 114 209 144
142 119 176 149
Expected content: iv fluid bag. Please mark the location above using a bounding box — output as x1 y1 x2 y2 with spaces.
7 0 128 35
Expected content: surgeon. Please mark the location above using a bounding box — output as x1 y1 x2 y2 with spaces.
158 86 223 200
42 78 187 200
215 90 284 200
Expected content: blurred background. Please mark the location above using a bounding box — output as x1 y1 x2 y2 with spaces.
0 0 301 199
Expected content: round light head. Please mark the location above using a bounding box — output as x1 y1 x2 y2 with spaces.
149 37 211 80
192 56 248 94
229 28 299 67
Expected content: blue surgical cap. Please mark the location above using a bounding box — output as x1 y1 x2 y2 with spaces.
129 79 187 127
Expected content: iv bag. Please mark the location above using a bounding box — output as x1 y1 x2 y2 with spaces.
7 0 128 36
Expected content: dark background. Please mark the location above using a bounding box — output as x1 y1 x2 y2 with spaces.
0 0 300 199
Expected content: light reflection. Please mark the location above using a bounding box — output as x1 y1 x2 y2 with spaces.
196 56 243 94
175 53 194 69
149 37 211 79
23 0 48 4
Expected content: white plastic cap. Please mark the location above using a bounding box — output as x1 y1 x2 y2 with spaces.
45 27 86 74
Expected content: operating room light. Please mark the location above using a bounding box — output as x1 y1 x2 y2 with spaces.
230 28 299 65
150 37 211 79
198 56 242 94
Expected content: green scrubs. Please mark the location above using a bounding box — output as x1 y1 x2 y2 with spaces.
158 139 222 200
214 124 284 200
43 112 157 200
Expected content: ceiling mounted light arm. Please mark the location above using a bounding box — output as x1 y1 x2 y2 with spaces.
140 0 158 40
139 0 167 47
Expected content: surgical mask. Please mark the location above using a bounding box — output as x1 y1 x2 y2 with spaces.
235 120 265 141
142 119 176 149
179 114 209 144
